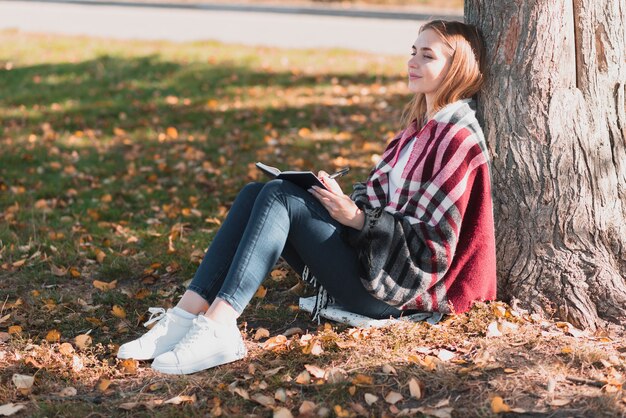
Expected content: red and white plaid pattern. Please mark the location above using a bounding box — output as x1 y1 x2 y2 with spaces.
346 99 497 313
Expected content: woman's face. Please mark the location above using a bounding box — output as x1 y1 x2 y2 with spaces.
407 29 454 96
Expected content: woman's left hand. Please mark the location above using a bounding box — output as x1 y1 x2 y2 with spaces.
309 171 365 230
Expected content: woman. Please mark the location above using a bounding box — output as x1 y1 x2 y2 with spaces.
117 20 496 375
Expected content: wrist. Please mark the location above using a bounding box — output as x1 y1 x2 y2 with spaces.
351 208 365 230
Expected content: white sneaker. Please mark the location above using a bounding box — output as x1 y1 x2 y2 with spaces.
151 315 246 375
116 307 194 360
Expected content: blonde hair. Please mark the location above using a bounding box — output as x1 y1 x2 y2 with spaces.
400 20 486 129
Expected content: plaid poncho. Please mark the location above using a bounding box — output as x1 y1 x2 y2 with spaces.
342 98 497 314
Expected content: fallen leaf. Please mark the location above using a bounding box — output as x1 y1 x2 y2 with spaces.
295 370 311 384
50 264 67 277
304 364 326 379
325 368 348 384
120 359 138 374
549 399 571 406
273 407 294 418
12 259 26 268
274 388 287 403
164 394 196 405
491 396 511 413
254 328 270 341
111 305 126 319
0 332 10 343
12 374 34 394
486 321 502 337
364 393 378 405
299 400 316 415
283 327 303 337
382 364 397 375
93 280 117 291
74 334 92 350
8 326 22 335
97 378 112 392
251 393 275 407
0 403 26 416
95 249 106 263
333 404 351 417
352 373 374 385
262 335 288 352
263 366 284 377
385 391 403 405
232 386 250 399
56 387 77 397
254 285 267 298
437 349 455 362
59 342 75 356
408 377 423 399
71 355 84 373
45 329 61 343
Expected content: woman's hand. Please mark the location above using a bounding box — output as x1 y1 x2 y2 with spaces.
309 171 365 230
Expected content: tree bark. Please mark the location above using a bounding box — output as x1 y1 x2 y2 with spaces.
464 0 626 329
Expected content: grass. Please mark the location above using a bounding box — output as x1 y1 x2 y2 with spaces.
0 30 625 417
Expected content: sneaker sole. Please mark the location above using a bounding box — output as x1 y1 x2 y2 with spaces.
151 344 247 375
116 343 178 361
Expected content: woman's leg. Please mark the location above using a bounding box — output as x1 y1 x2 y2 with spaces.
178 182 265 314
205 179 401 322
117 182 265 361
279 218 402 320
151 179 401 374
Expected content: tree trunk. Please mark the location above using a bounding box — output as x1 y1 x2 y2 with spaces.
464 0 626 329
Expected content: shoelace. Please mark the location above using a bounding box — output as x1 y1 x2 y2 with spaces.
174 318 213 351
143 307 167 327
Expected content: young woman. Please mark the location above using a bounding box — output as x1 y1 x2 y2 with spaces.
117 20 496 375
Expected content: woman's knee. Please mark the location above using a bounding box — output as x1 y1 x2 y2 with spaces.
238 182 265 199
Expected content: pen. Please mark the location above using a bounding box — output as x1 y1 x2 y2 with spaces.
328 167 350 179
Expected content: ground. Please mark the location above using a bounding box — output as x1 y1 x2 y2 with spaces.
0 31 624 417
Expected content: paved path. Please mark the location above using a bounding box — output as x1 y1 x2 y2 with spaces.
0 0 461 54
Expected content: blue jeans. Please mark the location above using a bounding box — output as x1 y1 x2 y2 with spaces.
187 180 402 319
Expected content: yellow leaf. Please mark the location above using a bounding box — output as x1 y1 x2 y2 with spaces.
254 285 267 299
45 329 61 342
8 325 22 335
295 370 311 384
333 405 351 417
12 259 27 268
111 305 126 319
74 334 92 350
561 346 573 354
97 378 112 392
120 358 138 374
254 328 270 341
100 194 112 203
262 335 288 352
95 249 106 264
133 288 151 300
93 280 117 291
491 396 511 413
59 342 75 356
166 127 178 139
69 267 81 278
352 373 374 385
